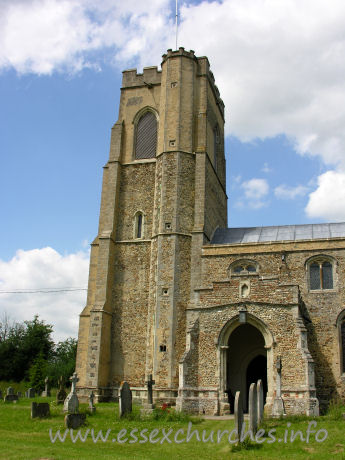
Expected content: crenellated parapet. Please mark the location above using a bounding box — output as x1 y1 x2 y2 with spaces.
162 47 224 118
122 66 162 88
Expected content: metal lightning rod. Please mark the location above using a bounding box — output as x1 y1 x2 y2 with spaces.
175 0 178 50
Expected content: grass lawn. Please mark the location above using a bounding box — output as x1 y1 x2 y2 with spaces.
0 395 344 459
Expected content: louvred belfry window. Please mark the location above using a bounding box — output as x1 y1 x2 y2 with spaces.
135 112 157 159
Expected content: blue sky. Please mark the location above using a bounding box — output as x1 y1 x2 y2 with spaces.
1 0 345 340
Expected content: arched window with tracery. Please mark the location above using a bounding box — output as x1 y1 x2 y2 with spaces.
230 260 259 276
308 257 334 291
134 111 157 159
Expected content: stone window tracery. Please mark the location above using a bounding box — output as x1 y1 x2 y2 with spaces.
307 257 334 291
230 260 258 276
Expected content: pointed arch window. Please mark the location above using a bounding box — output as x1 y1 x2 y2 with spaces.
135 111 157 159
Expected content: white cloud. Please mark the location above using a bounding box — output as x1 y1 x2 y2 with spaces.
240 178 269 209
242 178 269 199
261 163 272 174
178 0 345 170
0 0 173 75
0 247 89 342
275 184 309 200
305 170 345 221
1 0 345 174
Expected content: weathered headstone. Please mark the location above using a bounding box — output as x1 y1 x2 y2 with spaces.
64 413 86 429
4 387 18 402
63 372 79 414
257 379 264 424
89 390 96 414
141 374 155 415
234 391 244 440
119 382 132 417
26 388 35 398
248 383 258 434
146 374 155 404
31 402 50 418
17 391 22 398
56 376 67 405
41 376 51 397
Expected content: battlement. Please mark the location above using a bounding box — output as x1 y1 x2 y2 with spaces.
162 47 224 117
122 66 162 88
161 47 197 63
122 47 224 117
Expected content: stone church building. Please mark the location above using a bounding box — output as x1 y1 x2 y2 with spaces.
76 48 345 416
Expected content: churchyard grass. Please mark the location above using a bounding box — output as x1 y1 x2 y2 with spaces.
0 396 345 459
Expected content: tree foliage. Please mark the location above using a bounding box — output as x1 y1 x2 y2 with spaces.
47 338 78 387
28 352 47 392
0 314 76 386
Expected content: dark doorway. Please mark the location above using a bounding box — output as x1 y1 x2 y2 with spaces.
246 354 267 407
227 323 267 412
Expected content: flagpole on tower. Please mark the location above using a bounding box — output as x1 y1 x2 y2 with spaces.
175 0 178 50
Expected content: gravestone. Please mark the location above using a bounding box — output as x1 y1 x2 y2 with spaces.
0 389 2 400
234 391 244 440
119 382 132 417
56 376 67 405
65 413 86 429
41 376 51 397
63 372 79 414
31 402 50 418
17 391 22 398
248 382 258 434
257 379 264 424
4 387 18 402
146 374 155 404
89 390 96 414
26 388 35 398
141 374 155 415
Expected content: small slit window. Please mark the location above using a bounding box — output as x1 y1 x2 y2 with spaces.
135 111 157 159
134 212 144 239
308 258 334 291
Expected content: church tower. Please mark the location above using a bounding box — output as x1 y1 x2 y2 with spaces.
76 48 227 401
